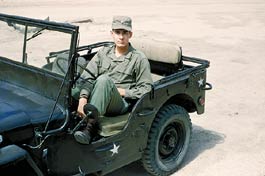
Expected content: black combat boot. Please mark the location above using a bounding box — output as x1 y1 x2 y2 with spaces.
74 118 98 144
74 104 99 144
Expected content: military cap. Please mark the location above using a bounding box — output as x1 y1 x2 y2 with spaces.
112 16 132 31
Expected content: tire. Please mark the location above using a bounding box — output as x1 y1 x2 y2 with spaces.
142 104 192 176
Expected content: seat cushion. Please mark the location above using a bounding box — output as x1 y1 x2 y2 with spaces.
131 38 182 64
99 113 130 137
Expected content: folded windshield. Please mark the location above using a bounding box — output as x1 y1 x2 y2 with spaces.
0 18 73 76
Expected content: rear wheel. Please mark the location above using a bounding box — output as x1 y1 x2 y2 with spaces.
142 104 192 176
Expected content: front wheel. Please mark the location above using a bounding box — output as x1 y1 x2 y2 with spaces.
142 104 192 176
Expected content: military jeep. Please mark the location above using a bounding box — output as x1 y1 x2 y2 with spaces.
0 13 211 176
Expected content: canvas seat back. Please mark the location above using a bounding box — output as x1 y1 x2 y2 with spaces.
131 38 182 64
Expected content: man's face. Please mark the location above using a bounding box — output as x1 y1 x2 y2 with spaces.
111 29 132 48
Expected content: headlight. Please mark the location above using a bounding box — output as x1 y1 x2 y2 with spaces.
0 135 3 144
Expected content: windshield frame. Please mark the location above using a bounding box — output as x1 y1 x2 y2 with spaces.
0 13 80 135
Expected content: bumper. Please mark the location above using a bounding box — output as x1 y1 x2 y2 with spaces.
0 145 44 176
0 145 27 166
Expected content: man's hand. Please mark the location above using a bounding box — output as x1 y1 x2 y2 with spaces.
77 97 88 118
117 88 125 97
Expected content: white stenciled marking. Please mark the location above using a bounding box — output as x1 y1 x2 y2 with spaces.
198 78 204 87
110 143 120 156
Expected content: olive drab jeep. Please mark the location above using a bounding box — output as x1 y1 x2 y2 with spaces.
0 13 212 176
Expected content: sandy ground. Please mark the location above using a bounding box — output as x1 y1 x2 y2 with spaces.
1 0 265 175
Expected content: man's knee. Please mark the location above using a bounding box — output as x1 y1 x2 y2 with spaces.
95 75 112 87
93 75 115 93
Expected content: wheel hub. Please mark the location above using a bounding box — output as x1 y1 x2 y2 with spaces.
168 136 176 148
159 127 178 157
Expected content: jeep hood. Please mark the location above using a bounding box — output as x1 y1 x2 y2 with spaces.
0 81 65 133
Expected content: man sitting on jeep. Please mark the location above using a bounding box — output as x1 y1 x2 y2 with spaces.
74 16 153 144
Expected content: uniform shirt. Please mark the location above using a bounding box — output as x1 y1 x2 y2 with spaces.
79 44 153 99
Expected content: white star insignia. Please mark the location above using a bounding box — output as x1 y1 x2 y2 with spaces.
198 78 204 87
110 143 120 156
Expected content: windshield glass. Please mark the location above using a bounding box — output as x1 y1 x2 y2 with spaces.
0 19 72 75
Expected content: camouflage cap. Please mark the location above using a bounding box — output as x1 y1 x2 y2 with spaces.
112 16 132 31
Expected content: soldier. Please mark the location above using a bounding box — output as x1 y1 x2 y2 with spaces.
74 16 153 144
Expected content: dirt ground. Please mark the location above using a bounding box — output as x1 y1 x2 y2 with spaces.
1 0 265 175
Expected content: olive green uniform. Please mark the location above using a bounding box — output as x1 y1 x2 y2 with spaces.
79 44 153 116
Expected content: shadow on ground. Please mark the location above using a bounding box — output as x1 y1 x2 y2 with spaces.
106 125 225 176
180 125 225 168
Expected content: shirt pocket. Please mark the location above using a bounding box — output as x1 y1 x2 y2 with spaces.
112 66 135 84
99 60 110 74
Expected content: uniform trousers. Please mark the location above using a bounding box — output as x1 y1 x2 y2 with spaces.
73 75 128 116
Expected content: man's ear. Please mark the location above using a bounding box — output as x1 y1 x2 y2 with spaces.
129 31 133 38
110 30 115 39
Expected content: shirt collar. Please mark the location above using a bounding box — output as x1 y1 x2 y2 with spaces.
108 43 134 61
